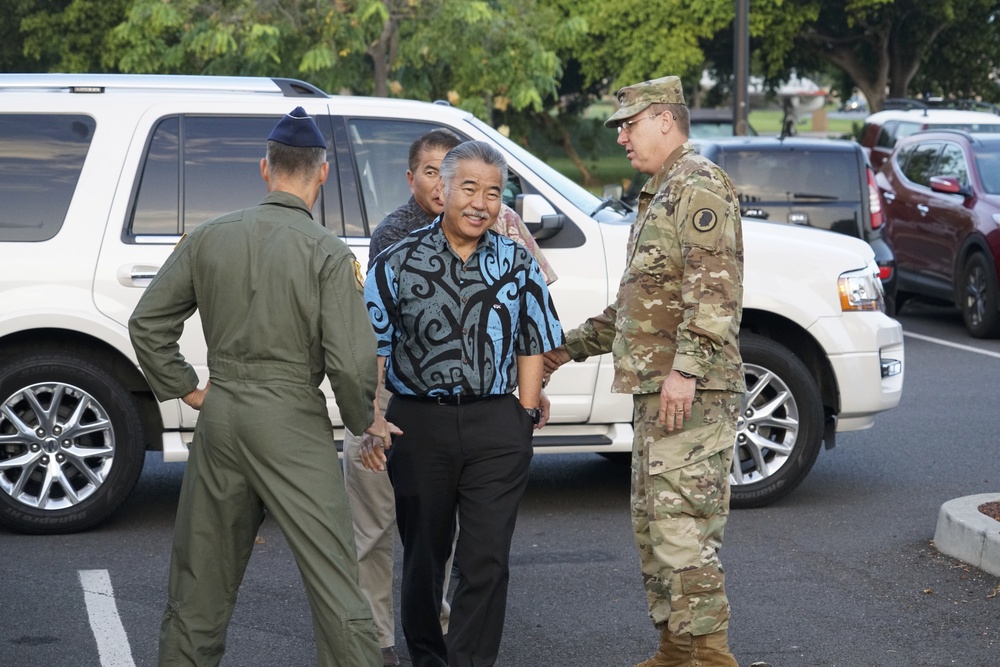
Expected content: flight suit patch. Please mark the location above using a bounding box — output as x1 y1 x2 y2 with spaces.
353 259 365 292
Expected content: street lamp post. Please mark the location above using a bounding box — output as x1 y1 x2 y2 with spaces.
734 0 750 135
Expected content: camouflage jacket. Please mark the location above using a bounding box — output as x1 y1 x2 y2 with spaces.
564 142 745 395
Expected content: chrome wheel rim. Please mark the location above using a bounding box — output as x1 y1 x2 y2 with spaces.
965 263 988 328
732 363 800 486
0 382 115 510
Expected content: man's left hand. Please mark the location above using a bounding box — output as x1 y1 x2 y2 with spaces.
537 390 551 429
659 371 695 431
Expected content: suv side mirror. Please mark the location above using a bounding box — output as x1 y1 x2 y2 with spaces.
929 175 971 197
515 194 566 241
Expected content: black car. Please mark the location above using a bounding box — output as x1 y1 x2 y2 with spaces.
695 137 897 313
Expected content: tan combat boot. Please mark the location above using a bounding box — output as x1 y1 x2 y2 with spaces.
688 628 739 667
633 626 689 667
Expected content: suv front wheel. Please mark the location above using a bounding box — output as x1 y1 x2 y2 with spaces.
730 333 823 508
0 351 145 534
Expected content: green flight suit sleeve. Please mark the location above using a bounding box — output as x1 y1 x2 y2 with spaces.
128 237 200 401
563 302 618 361
321 252 378 435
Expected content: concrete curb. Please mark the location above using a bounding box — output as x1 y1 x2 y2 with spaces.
934 493 1000 577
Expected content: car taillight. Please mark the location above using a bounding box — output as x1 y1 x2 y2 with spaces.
867 166 884 230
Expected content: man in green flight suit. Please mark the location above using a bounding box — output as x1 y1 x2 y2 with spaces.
129 107 394 667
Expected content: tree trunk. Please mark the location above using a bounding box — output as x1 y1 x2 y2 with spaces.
533 111 594 188
368 16 398 97
803 27 891 112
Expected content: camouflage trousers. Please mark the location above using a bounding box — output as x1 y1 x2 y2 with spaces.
631 390 739 637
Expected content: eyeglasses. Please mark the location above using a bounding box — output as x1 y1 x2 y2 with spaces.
616 111 665 135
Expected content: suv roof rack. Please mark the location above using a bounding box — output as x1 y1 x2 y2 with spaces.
913 128 976 140
0 74 329 97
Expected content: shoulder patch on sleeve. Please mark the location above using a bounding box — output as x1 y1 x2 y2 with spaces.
692 208 718 233
353 259 365 292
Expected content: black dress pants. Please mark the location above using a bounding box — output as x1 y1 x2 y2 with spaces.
386 394 534 667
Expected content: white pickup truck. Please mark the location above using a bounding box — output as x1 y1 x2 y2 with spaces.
0 74 904 533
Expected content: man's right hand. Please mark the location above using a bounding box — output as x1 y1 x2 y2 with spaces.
181 381 211 410
543 346 571 381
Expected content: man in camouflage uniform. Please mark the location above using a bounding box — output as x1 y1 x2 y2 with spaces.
544 76 746 667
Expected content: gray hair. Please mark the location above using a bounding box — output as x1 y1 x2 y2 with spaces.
265 140 327 179
439 140 509 196
648 103 690 138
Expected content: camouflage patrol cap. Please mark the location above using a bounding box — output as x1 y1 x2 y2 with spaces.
604 76 687 128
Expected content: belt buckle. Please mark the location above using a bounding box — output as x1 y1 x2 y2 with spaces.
436 394 455 406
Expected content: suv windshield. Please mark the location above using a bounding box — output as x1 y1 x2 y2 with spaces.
469 117 602 215
974 147 1000 194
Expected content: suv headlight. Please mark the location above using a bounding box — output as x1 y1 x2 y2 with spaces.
838 266 885 312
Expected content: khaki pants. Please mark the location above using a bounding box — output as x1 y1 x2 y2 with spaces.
343 389 458 649
343 387 397 647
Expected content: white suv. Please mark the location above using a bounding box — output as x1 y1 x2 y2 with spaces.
0 74 904 533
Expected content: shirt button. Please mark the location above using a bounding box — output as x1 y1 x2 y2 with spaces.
463 358 469 365
461 296 468 303
462 328 468 335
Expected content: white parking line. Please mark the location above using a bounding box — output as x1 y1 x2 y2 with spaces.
904 331 1000 359
79 569 136 667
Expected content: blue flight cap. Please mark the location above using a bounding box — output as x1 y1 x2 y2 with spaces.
268 107 327 149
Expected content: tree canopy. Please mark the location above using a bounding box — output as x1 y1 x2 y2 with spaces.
5 0 1000 117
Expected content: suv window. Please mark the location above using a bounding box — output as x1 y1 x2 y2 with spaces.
894 144 916 172
724 150 858 203
901 142 942 186
875 121 900 149
131 115 287 236
974 147 1000 195
0 114 96 242
346 119 458 232
937 143 969 188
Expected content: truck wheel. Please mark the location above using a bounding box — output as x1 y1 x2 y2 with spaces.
730 333 823 509
0 352 145 534
960 253 1000 338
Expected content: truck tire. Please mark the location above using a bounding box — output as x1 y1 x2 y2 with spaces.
730 333 823 509
0 351 146 534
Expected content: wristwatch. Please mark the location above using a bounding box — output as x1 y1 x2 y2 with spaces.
525 408 542 425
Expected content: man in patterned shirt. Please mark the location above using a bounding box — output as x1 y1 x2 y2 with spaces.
545 76 747 667
361 140 563 667
342 128 555 666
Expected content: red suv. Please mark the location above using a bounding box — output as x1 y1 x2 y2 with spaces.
876 130 1000 337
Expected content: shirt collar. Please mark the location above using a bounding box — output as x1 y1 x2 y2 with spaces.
261 190 314 218
642 141 695 196
402 196 434 225
428 217 496 261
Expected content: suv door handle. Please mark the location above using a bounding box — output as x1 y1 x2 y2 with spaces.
916 204 929 216
118 264 161 287
882 192 895 203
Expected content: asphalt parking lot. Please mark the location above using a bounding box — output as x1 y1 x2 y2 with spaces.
1 302 998 667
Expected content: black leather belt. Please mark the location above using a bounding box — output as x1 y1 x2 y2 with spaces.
407 394 507 406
